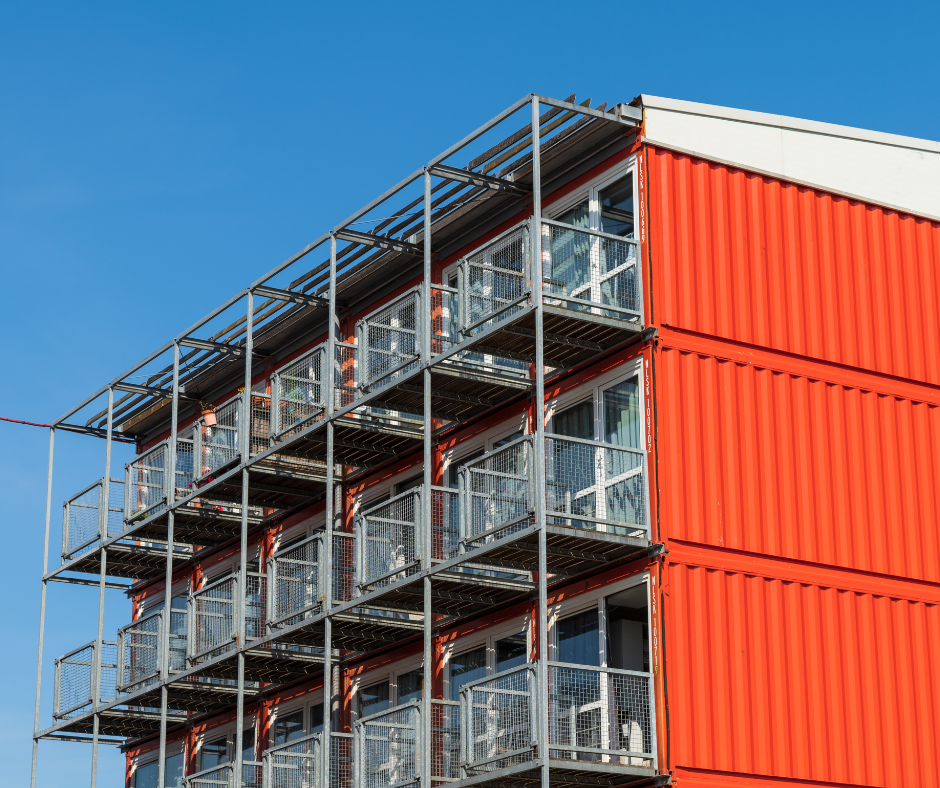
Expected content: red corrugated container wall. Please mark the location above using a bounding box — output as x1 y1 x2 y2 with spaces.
655 346 940 581
663 561 940 788
646 146 940 386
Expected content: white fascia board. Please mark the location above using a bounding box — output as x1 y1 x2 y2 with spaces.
640 95 940 221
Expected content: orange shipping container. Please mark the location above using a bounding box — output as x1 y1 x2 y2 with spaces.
646 147 940 386
663 560 940 788
655 345 940 581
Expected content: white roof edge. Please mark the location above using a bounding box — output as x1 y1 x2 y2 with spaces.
640 95 940 155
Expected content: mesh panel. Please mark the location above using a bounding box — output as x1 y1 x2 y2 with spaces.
335 344 358 409
55 643 94 718
431 700 461 784
127 443 168 519
266 731 320 788
463 438 533 544
199 398 240 478
358 491 419 589
357 704 419 788
544 436 648 536
333 533 356 604
119 611 162 692
191 576 236 661
275 347 326 438
63 482 101 558
241 761 263 788
99 642 118 703
359 291 419 390
270 535 322 627
548 664 654 766
463 224 529 334
462 666 535 774
331 733 353 788
431 487 459 562
250 394 272 456
184 763 232 788
541 221 640 321
246 573 267 641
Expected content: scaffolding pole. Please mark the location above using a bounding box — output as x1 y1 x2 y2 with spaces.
235 290 254 788
530 95 550 788
90 387 114 788
421 166 433 788
322 232 337 788
158 342 180 788
30 427 55 788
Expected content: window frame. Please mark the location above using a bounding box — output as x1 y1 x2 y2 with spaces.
269 692 324 748
443 616 531 701
351 656 425 723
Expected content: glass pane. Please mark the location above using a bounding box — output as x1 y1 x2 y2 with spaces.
555 201 590 229
165 753 185 788
310 702 324 734
242 728 255 762
395 473 423 495
274 709 305 747
359 680 390 718
557 609 600 667
598 176 634 238
606 586 649 672
449 646 487 701
603 377 640 450
552 400 593 440
446 449 485 489
495 633 527 672
398 668 423 704
135 761 158 788
201 736 228 770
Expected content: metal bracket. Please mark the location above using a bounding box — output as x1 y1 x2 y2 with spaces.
252 284 329 308
335 229 423 256
429 163 531 195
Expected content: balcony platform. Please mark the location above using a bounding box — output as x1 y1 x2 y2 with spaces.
65 541 192 580
269 606 425 654
459 761 658 788
453 302 645 376
460 522 650 578
50 707 170 739
188 643 324 684
128 678 262 714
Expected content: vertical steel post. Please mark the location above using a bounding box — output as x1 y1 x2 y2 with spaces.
90 387 114 787
322 234 337 788
530 95 550 788
235 289 254 788
30 428 55 788
421 167 433 788
158 342 180 788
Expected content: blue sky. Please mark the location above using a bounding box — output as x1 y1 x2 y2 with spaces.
2 1 937 785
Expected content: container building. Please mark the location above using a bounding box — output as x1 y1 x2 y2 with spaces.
30 93 940 788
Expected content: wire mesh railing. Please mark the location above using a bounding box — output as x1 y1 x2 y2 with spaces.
194 395 241 479
355 702 420 788
125 439 194 522
184 761 261 788
459 436 534 547
357 288 421 392
116 607 189 694
430 699 461 784
547 662 655 767
540 219 642 322
189 574 236 663
264 730 322 788
53 640 117 719
62 477 125 560
459 223 531 336
460 663 537 776
272 346 327 439
544 434 649 537
356 490 420 592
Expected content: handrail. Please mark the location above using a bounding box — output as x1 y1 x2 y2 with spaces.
540 216 640 246
546 432 645 455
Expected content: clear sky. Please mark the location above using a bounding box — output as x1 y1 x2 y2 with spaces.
2 1 937 785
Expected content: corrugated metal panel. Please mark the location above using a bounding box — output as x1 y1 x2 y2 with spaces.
647 147 940 385
656 346 940 581
665 561 940 787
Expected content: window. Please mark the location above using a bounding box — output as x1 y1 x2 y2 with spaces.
397 668 423 705
548 169 638 317
310 702 324 734
446 624 530 701
241 728 256 763
448 647 487 701
394 473 424 495
557 609 601 668
548 371 645 535
359 680 390 718
201 736 228 770
274 709 305 747
135 752 184 788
